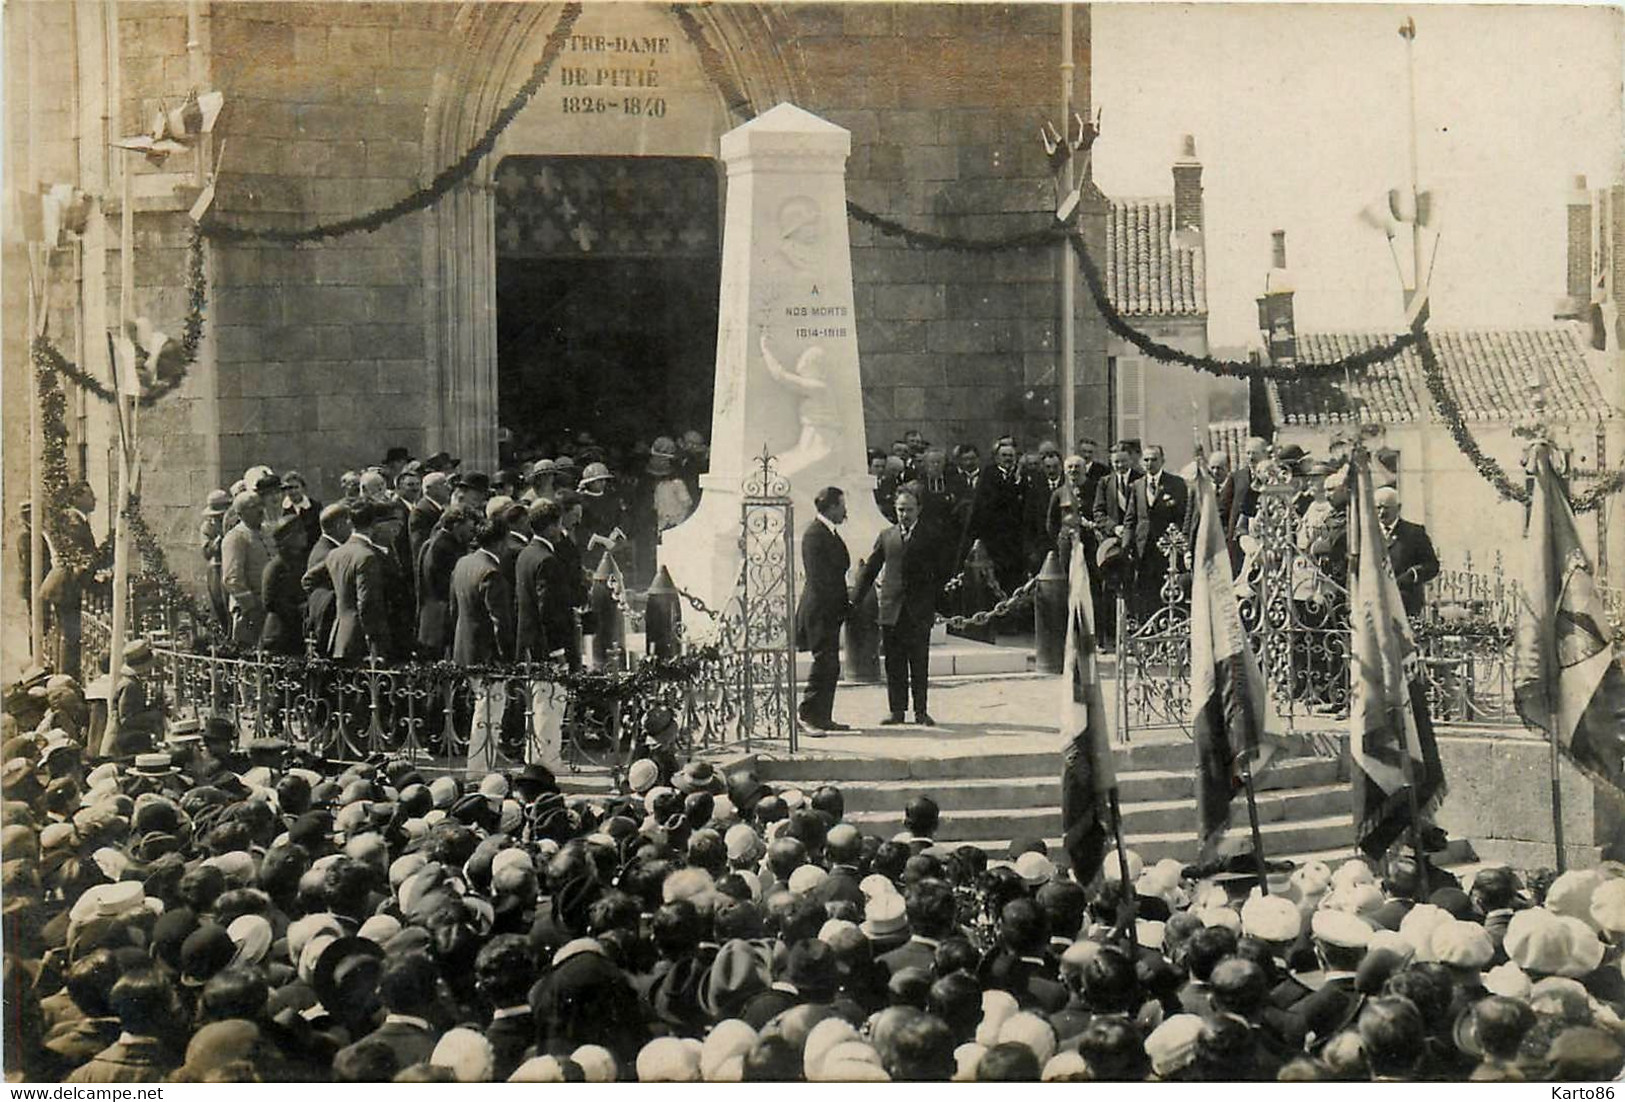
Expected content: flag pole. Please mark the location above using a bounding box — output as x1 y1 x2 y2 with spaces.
1530 441 1568 872
1107 787 1139 955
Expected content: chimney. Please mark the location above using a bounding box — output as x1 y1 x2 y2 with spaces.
1567 174 1594 305
1172 134 1203 234
1257 230 1297 365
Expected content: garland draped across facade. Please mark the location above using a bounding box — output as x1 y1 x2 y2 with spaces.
198 3 583 245
1413 325 1625 514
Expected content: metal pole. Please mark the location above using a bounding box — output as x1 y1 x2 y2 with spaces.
102 148 134 758
1239 743 1271 894
29 248 48 662
1401 17 1425 315
1058 3 1077 448
1107 788 1138 955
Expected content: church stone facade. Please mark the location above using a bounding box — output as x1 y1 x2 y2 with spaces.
3 2 1110 590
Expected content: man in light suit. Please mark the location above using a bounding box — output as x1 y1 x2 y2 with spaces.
1127 445 1191 622
220 491 270 650
322 500 392 661
452 517 515 769
796 487 852 734
852 489 953 727
515 498 573 769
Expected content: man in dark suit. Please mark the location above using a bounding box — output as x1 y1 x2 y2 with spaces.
516 499 573 769
852 489 951 726
1374 488 1439 618
452 517 515 769
946 444 982 544
1024 445 1065 574
415 504 474 659
301 502 351 648
260 515 309 656
408 471 451 563
912 449 959 531
1226 437 1271 569
963 440 1027 593
322 500 392 661
1092 444 1143 641
1127 445 1192 622
796 487 852 734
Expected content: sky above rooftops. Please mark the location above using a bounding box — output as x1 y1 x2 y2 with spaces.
1092 3 1623 348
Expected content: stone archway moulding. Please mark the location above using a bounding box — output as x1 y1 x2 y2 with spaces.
421 2 807 468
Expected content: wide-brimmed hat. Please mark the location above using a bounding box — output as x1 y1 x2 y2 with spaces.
123 639 155 669
579 462 613 486
129 752 179 778
673 760 726 796
1096 536 1124 572
312 935 385 1011
204 490 231 515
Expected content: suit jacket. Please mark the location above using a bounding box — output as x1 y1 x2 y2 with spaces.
912 475 960 530
415 527 463 655
283 496 323 551
451 548 514 665
408 495 443 562
515 536 572 661
796 518 851 652
853 520 950 632
63 1036 171 1083
301 534 342 646
260 553 306 654
483 1009 534 1082
965 463 1026 557
877 936 938 979
1092 468 1143 536
1385 518 1440 617
221 521 270 646
343 1018 436 1075
1129 473 1192 561
1025 476 1065 558
324 533 391 660
946 468 979 533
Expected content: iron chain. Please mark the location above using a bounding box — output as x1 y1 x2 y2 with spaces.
941 572 1041 630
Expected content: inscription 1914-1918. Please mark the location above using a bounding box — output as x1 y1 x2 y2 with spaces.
556 34 671 118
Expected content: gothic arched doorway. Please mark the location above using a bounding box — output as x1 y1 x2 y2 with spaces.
421 2 805 469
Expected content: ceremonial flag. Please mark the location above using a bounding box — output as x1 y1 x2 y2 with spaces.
1060 538 1117 883
1514 444 1625 795
1348 452 1446 859
1189 455 1285 861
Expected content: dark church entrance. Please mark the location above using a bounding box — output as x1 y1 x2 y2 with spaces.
494 155 721 461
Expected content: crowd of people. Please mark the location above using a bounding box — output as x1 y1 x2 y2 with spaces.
3 662 1622 1084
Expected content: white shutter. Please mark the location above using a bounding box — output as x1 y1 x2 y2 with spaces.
1117 357 1145 443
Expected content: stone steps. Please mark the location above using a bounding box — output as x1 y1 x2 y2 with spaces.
752 739 1208 783
846 784 1351 844
833 757 1342 813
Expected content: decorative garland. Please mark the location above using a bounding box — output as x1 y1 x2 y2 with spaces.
670 4 755 123
200 3 582 245
33 225 208 408
122 493 211 623
34 363 114 578
848 201 1079 255
1068 231 1419 381
1414 326 1625 513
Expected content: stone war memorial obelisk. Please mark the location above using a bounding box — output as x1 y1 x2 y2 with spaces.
661 103 889 612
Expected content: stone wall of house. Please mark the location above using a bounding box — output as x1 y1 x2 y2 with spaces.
6 1 1112 600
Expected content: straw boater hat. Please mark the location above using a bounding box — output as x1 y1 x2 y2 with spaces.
648 437 679 476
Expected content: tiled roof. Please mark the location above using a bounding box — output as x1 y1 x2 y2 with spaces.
1104 198 1207 317
1269 327 1615 426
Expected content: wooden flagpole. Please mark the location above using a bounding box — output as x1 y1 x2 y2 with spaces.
1529 439 1567 872
100 144 136 760
1107 788 1138 955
